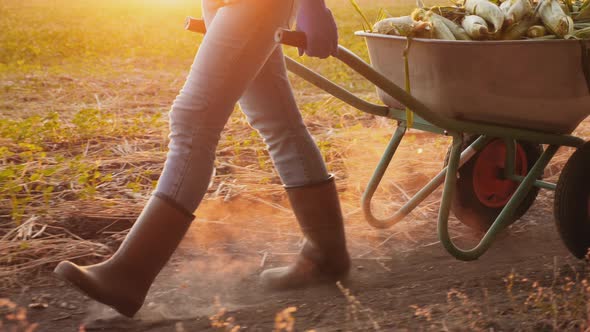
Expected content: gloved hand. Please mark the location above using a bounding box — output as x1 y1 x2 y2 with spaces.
296 0 338 59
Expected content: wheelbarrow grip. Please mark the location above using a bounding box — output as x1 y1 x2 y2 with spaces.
275 29 307 49
185 16 206 34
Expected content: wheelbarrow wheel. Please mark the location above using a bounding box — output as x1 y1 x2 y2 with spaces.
445 135 543 232
554 141 590 259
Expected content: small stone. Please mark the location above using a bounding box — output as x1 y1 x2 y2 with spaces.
29 302 48 309
357 265 364 270
67 304 77 310
59 302 68 309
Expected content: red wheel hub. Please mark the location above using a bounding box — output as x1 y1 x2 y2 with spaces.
473 140 528 208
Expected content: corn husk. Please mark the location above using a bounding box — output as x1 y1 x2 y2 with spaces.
412 9 454 39
427 5 469 21
502 13 540 38
577 1 590 19
534 34 559 38
462 15 492 38
414 9 471 39
465 0 506 32
500 0 512 15
539 0 575 37
415 23 435 38
411 8 430 21
373 16 433 37
367 0 588 41
527 24 548 36
430 13 458 39
560 2 572 15
564 0 575 12
506 0 533 25
435 13 473 39
373 16 414 35
572 25 590 37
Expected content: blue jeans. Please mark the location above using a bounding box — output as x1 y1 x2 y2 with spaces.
154 0 329 214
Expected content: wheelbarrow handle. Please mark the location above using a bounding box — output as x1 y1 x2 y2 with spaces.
274 29 307 49
184 17 307 49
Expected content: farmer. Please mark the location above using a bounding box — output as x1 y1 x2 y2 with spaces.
54 0 350 318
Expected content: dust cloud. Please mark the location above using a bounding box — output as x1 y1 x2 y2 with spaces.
82 198 297 326
81 126 452 326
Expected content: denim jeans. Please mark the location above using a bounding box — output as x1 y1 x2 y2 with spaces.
154 0 329 213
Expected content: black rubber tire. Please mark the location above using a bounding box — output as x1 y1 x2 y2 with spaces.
445 135 543 232
554 141 590 259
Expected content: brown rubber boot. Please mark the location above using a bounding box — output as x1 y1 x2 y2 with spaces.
260 175 351 290
53 194 194 317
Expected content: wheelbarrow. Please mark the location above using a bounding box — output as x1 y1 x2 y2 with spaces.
185 17 590 262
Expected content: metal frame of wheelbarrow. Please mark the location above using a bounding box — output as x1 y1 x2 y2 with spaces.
184 18 586 261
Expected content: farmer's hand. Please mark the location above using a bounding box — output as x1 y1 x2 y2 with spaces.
296 0 338 58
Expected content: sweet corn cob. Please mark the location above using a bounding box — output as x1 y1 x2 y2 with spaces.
462 15 492 38
527 24 548 36
506 0 534 25
539 0 575 37
465 0 506 32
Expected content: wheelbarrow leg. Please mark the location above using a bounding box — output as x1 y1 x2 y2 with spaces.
502 137 557 191
362 132 491 229
437 135 559 261
361 125 406 229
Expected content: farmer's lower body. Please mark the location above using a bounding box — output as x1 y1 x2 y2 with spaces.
54 0 350 318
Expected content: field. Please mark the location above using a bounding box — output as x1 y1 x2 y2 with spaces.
1 0 590 331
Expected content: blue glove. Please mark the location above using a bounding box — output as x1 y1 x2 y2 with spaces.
296 0 338 59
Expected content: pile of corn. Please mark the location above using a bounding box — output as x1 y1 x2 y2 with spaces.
372 0 590 40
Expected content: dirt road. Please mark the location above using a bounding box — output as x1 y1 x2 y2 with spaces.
6 194 585 331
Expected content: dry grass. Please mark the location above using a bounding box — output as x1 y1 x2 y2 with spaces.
406 257 590 331
1 0 590 329
1 0 588 283
0 0 448 286
0 298 39 331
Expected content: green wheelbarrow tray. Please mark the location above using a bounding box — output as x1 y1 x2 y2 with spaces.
185 18 589 262
279 30 589 261
358 32 590 135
